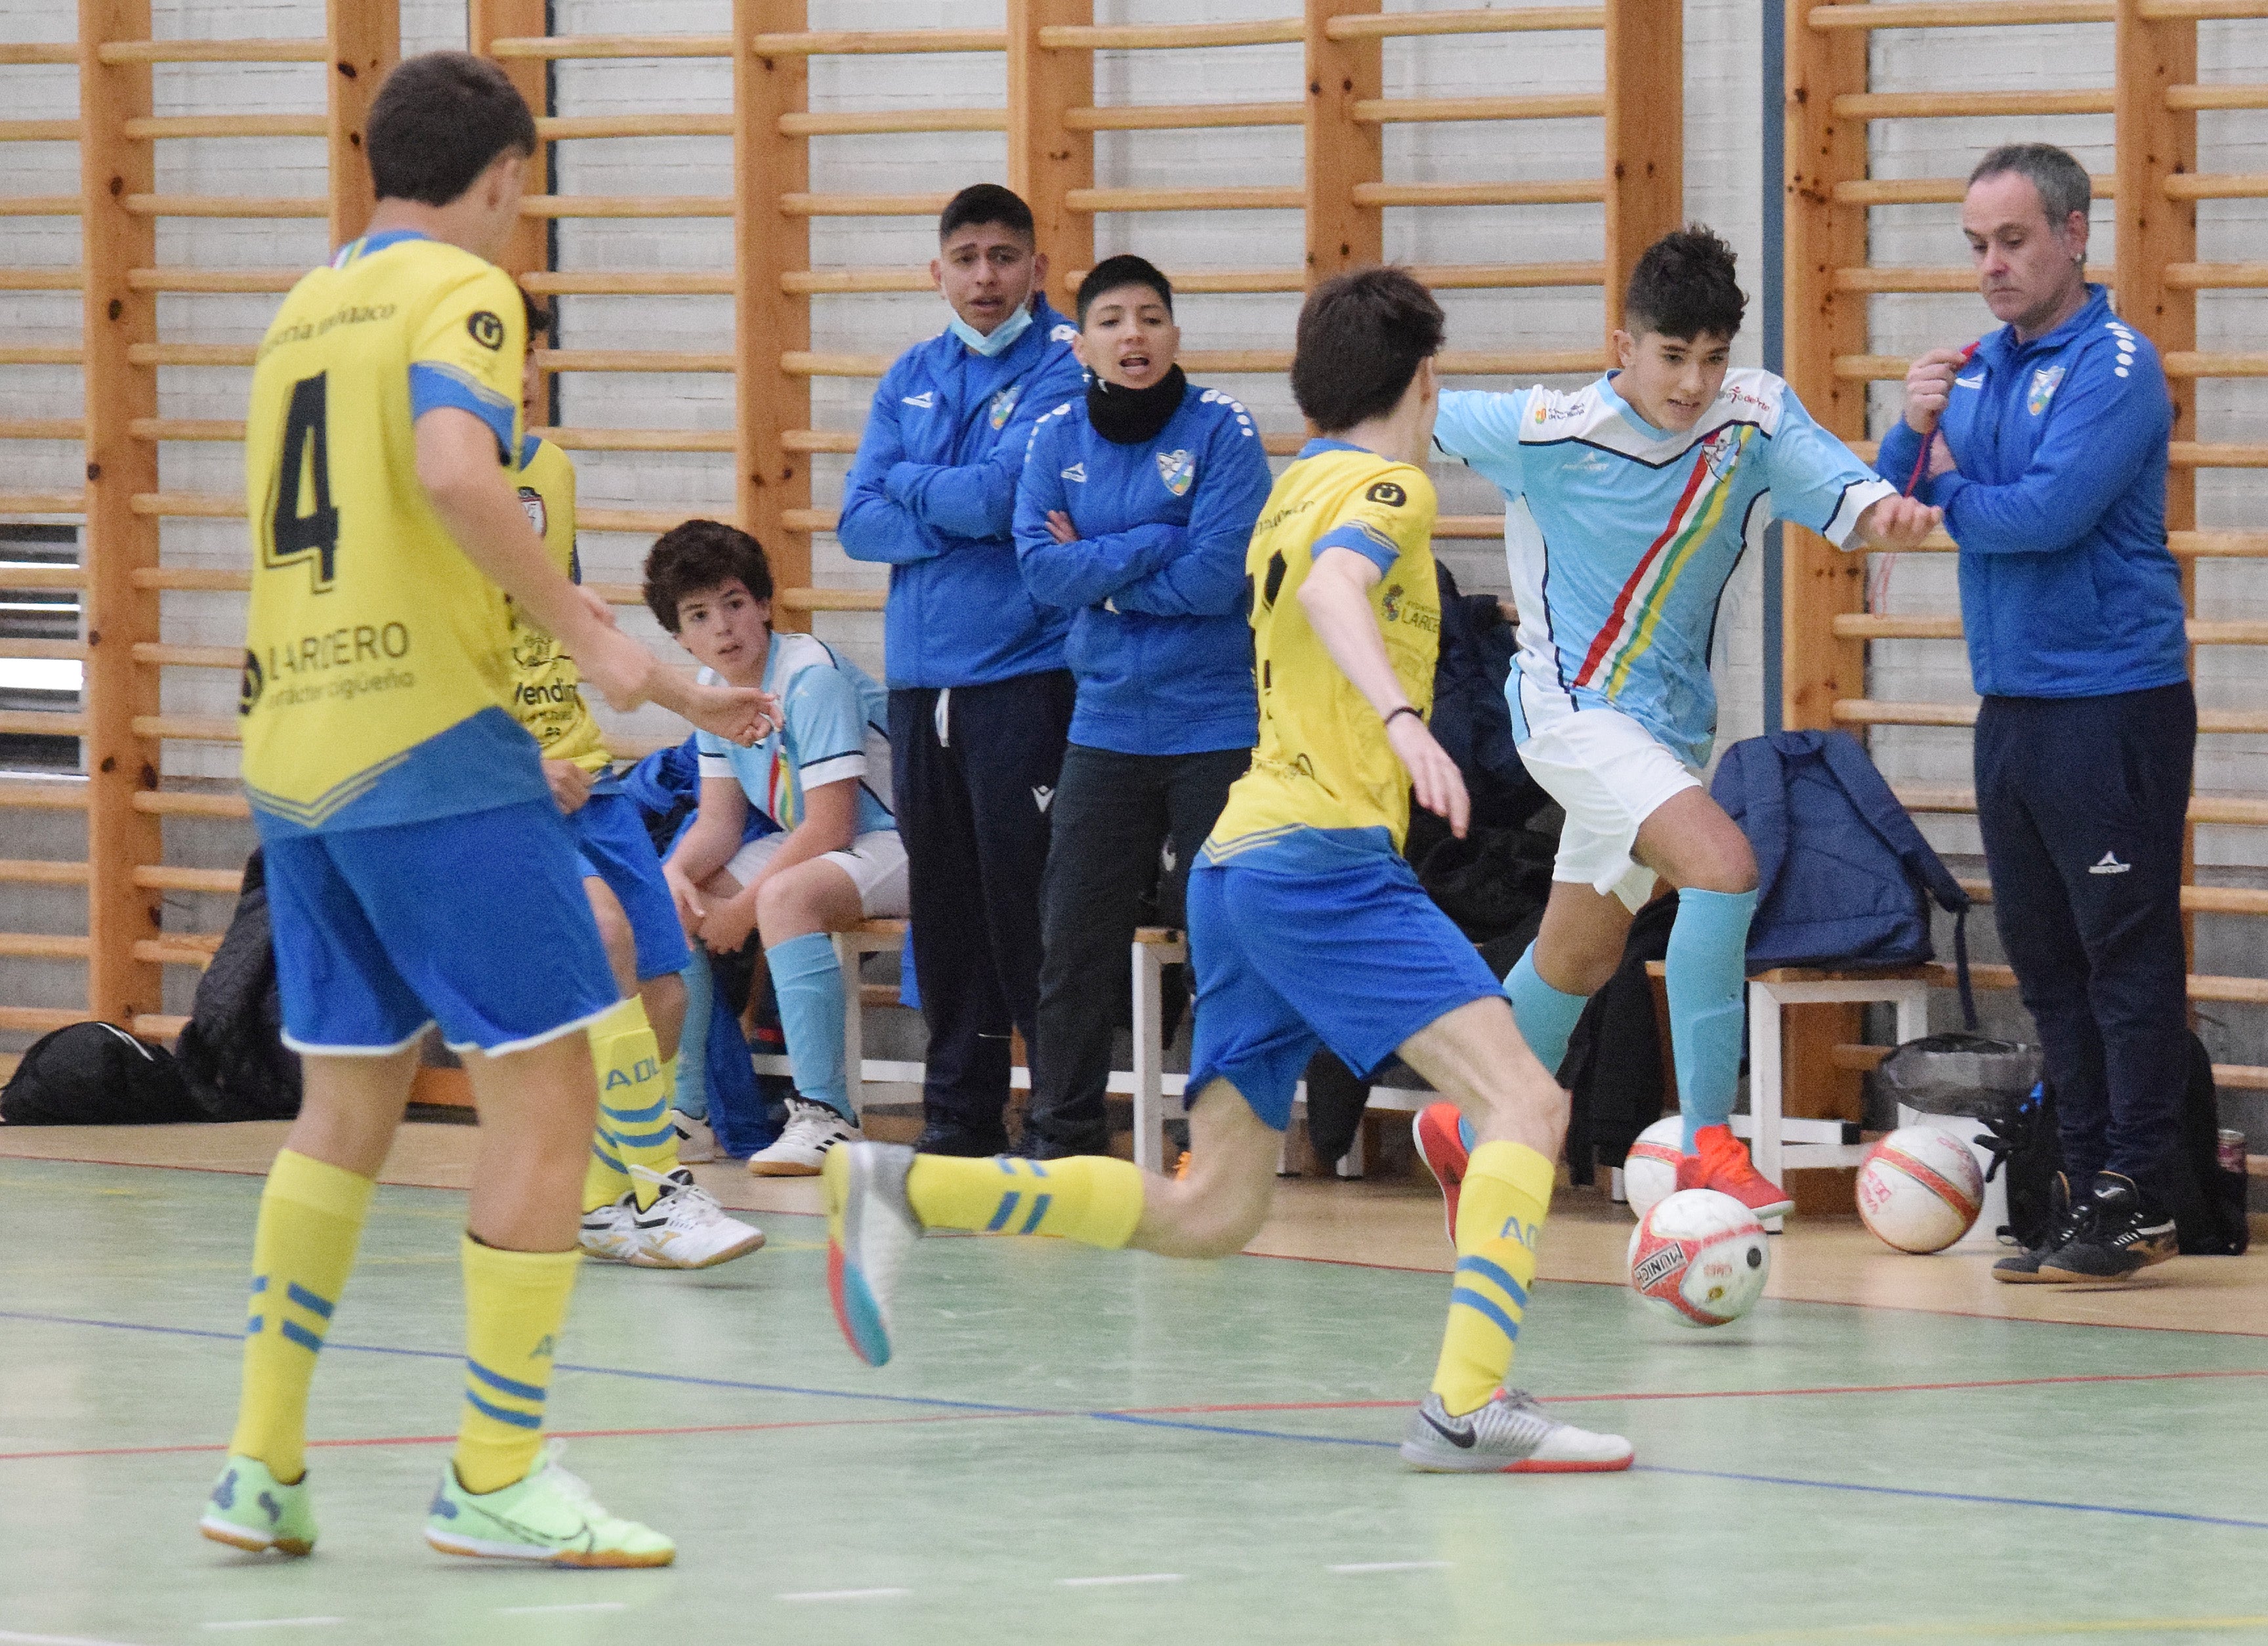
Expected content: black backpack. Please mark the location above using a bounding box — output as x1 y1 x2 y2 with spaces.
1 1021 205 1125
2175 1035 2250 1256
173 849 303 1122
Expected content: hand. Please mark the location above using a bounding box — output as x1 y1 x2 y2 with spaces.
1385 710 1470 839
1926 432 1958 481
1855 494 1944 551
1902 347 1970 435
1045 509 1078 545
1496 597 1520 626
575 584 618 629
698 892 758 956
542 758 595 816
663 860 707 935
683 681 780 748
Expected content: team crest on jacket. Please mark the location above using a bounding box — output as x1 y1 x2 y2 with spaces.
2026 366 2065 415
990 385 1022 429
1156 448 1195 496
516 486 547 537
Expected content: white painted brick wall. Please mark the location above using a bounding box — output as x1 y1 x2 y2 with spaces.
10 2 2268 1078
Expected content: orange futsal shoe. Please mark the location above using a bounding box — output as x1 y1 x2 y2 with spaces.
1675 1123 1794 1221
1413 1102 1469 1245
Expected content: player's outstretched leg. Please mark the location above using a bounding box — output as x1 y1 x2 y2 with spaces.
822 1085 1278 1367
1394 999 1632 1474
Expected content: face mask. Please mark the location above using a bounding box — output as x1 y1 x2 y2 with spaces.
948 299 1034 358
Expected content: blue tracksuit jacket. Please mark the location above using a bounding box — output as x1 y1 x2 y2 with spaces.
1014 381 1272 756
838 296 1087 689
1874 285 2187 700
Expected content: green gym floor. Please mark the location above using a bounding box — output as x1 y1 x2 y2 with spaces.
3 1129 2266 1646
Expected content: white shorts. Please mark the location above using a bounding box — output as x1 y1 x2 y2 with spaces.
1516 708 1702 913
723 827 911 918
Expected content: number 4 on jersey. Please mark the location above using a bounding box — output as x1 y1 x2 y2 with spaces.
265 371 340 591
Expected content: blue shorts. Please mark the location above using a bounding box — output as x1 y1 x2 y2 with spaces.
261 799 620 1055
572 787 692 982
1185 829 1503 1132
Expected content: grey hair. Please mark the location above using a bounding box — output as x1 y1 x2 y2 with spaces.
1969 143 2091 230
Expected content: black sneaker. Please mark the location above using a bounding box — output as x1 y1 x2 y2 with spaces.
1992 1171 2082 1285
2036 1172 2177 1282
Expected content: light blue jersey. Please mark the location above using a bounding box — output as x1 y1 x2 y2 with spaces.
1433 369 1893 768
696 631 894 836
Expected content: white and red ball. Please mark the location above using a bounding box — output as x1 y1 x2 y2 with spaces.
1855 1125 1986 1254
1626 1188 1771 1328
1622 1116 1685 1221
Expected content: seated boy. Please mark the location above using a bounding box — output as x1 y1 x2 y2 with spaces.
506 289 763 1269
1414 226 1941 1227
650 520 906 1175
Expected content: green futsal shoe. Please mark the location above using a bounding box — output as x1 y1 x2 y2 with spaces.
425 1443 675 1567
200 1455 317 1556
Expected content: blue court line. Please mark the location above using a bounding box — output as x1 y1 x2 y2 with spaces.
9 1308 2267 1529
1635 1464 2268 1531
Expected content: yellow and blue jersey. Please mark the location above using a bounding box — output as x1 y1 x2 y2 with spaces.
238 229 543 833
506 435 612 778
1204 439 1440 860
1433 369 1894 769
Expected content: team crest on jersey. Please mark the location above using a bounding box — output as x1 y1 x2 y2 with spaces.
2027 366 2065 415
516 486 547 537
989 385 1022 429
466 310 505 350
1366 480 1407 507
1156 448 1194 496
1698 423 1745 482
1050 323 1078 343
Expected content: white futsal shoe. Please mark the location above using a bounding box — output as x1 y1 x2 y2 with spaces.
1400 1389 1634 1473
822 1141 920 1366
669 1108 719 1164
748 1097 862 1177
623 1166 765 1269
578 1197 643 1263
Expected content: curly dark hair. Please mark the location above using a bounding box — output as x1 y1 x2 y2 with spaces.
642 518 774 633
1623 226 1746 342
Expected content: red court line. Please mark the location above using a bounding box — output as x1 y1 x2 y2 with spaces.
0 1408 1040 1465
10 1366 2267 1467
1106 1366 2268 1416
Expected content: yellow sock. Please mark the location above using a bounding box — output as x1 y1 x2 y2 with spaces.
227 1149 375 1481
582 1135 630 1214
906 1154 1144 1248
1430 1140 1553 1417
453 1236 579 1494
591 998 679 1210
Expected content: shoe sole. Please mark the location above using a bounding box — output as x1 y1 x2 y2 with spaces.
200 1517 312 1557
825 1149 900 1368
2033 1261 2145 1283
626 1228 766 1269
1399 1446 1635 1475
425 1529 674 1567
1991 1267 2072 1284
748 1159 825 1177
1411 1107 1466 1246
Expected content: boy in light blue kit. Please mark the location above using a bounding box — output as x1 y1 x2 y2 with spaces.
1412 227 1941 1229
652 520 905 1177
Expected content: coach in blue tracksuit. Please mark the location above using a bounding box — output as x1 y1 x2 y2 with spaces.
839 184 1085 1155
1881 143 2191 1283
1014 256 1274 1156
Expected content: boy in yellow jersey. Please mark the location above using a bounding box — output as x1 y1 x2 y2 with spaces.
821 268 1633 1474
506 290 763 1269
201 54 774 1567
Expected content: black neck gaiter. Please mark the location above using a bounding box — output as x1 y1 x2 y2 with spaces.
1086 365 1188 446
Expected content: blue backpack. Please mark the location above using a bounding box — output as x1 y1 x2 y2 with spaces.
1710 730 1976 1028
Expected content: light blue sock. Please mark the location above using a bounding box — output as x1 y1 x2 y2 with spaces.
672 955 712 1122
1666 887 1758 1152
1458 943 1593 1153
766 932 852 1123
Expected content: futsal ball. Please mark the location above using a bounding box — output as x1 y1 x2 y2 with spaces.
1626 1189 1771 1328
1622 1116 1684 1220
1855 1126 1986 1254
